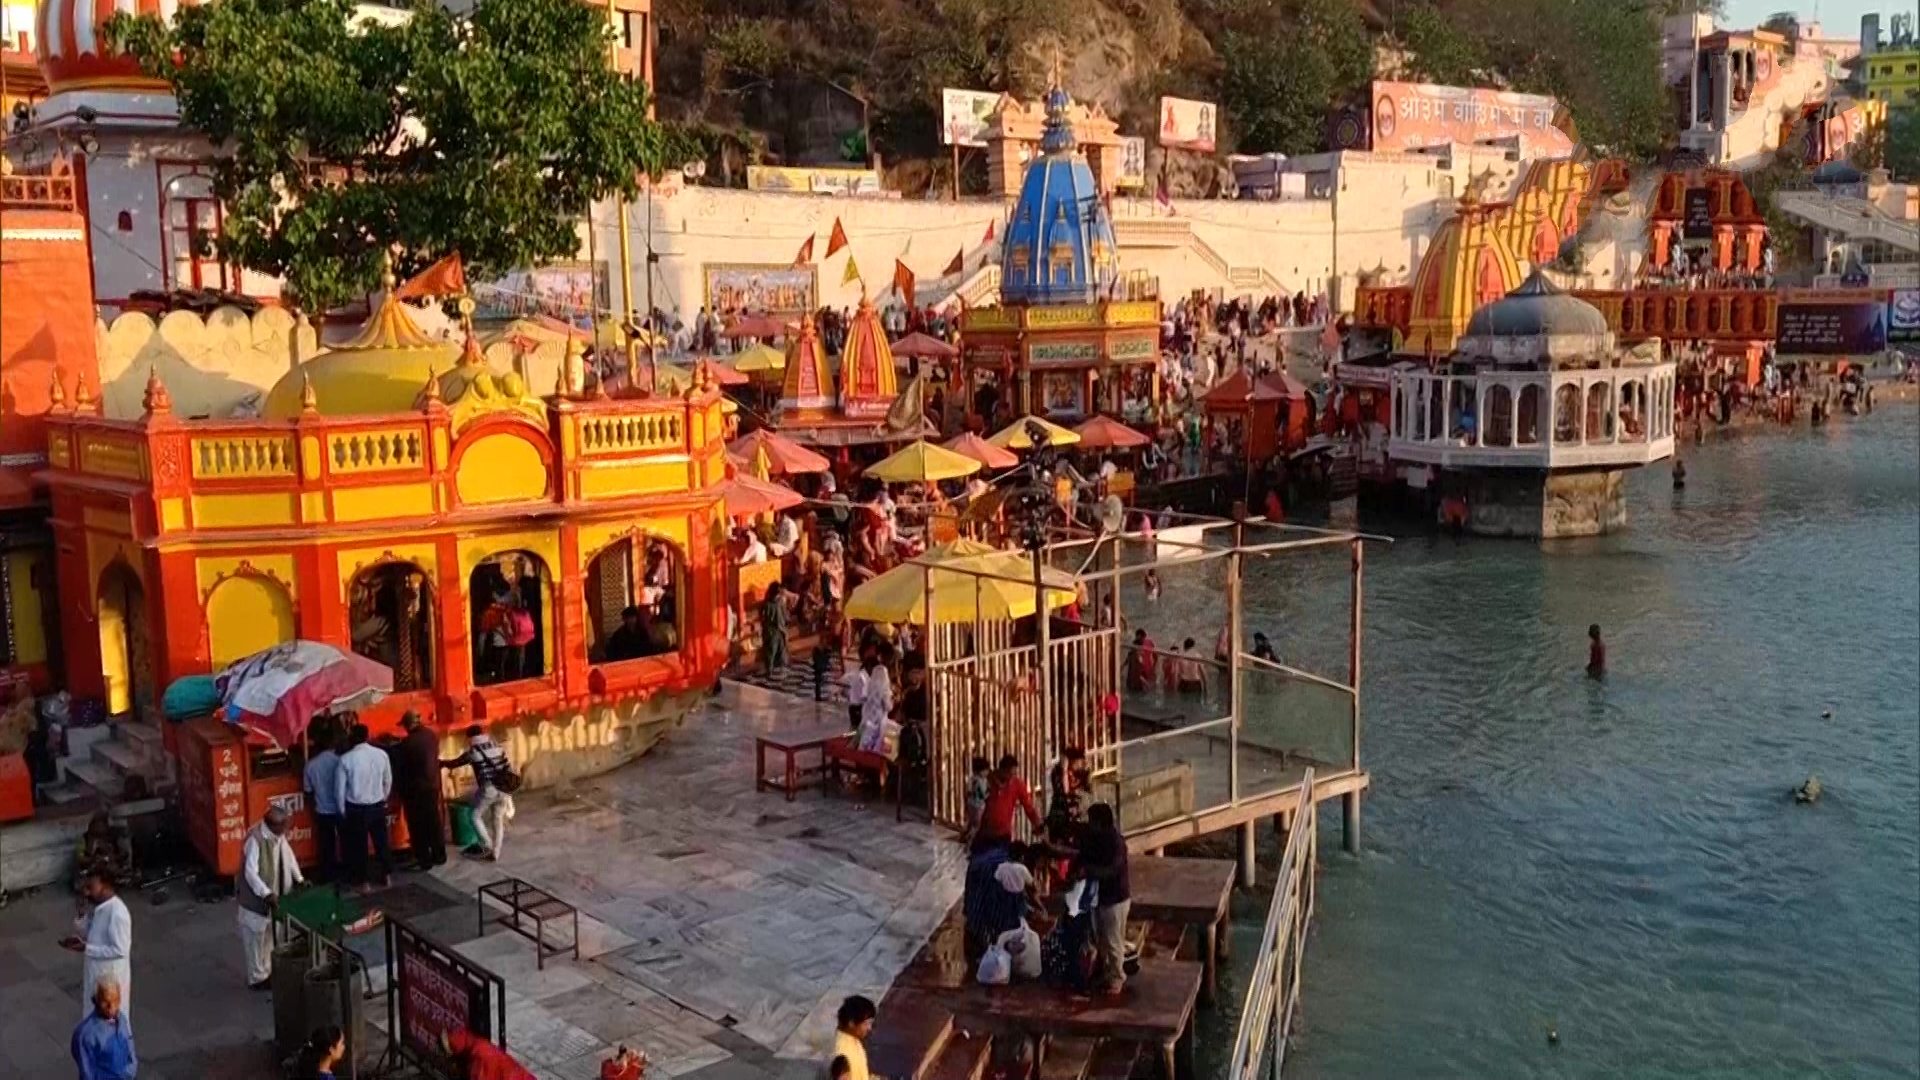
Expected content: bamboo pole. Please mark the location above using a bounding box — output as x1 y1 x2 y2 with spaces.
1344 538 1364 853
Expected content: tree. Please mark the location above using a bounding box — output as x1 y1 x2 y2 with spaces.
1885 109 1920 181
1397 3 1487 86
1216 0 1372 155
105 0 693 319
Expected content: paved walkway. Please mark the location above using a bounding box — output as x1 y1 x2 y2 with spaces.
0 681 961 1080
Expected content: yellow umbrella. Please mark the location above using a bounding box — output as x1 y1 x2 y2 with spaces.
864 440 982 484
987 415 1083 450
845 543 1078 624
731 342 787 374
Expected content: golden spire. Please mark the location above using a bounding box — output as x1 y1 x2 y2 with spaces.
141 366 173 417
49 371 67 412
74 377 96 414
300 371 319 414
421 367 443 410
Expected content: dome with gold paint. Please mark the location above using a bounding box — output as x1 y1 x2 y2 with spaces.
1402 202 1524 358
837 297 898 420
264 290 461 419
777 314 834 419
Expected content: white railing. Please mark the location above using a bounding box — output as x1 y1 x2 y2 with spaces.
1228 769 1318 1080
1775 191 1920 252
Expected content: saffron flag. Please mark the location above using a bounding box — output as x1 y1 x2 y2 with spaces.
894 259 916 311
943 248 964 276
826 218 849 257
983 219 995 242
843 256 862 285
395 252 467 299
793 234 815 267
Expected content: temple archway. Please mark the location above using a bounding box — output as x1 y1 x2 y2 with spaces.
97 561 153 718
349 562 436 692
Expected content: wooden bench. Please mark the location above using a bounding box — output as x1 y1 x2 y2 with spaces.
824 735 908 820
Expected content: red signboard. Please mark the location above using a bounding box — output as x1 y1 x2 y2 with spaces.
1370 81 1574 156
390 919 501 1078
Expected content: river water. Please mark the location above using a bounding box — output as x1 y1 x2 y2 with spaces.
1183 406 1920 1079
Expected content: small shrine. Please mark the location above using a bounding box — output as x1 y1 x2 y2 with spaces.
1646 170 1767 275
984 92 1125 199
775 298 925 448
959 86 1161 431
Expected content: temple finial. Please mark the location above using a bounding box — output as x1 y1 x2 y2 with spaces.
142 366 173 416
300 371 319 414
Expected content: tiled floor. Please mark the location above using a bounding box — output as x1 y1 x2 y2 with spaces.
0 680 961 1080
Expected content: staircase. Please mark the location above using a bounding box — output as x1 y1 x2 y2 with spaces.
1775 190 1920 252
1113 216 1295 296
42 720 174 806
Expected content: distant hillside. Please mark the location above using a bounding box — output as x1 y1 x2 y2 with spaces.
653 0 1679 195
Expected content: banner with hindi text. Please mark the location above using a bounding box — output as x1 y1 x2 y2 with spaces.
1369 81 1574 157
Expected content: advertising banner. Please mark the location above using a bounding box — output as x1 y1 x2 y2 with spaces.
1889 288 1920 345
746 166 881 196
1369 81 1574 157
1775 289 1890 354
1158 96 1218 152
1117 137 1148 189
942 88 1003 148
473 263 608 322
703 264 819 314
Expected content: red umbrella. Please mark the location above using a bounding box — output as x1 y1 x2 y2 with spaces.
721 475 805 517
1073 415 1152 449
727 428 831 475
890 332 959 360
722 313 793 339
216 642 393 749
943 431 1019 469
697 357 751 386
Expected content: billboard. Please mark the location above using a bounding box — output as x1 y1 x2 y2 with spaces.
942 88 1002 148
1117 137 1147 189
1158 96 1218 153
471 263 608 322
703 263 818 314
746 166 880 196
1369 81 1574 157
1775 289 1889 354
1890 288 1920 345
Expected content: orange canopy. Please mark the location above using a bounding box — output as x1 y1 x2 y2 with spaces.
942 431 1019 469
720 475 804 517
727 428 831 476
1201 369 1285 410
1072 415 1152 449
890 332 959 360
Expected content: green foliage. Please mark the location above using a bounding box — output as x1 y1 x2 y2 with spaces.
104 0 694 317
1885 109 1920 181
1397 3 1486 87
1215 0 1372 155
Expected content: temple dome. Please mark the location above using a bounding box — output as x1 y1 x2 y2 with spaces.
263 292 461 419
777 314 834 419
36 0 201 96
837 297 898 419
1458 269 1613 365
1403 202 1524 357
999 86 1120 307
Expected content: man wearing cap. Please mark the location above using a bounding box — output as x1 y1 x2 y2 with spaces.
238 806 303 990
395 712 447 870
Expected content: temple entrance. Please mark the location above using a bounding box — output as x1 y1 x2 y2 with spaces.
586 536 683 662
469 551 551 686
97 561 153 719
349 562 435 692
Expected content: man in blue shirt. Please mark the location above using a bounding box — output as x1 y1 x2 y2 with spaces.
302 724 344 883
72 978 135 1080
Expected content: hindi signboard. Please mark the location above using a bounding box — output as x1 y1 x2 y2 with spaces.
1369 81 1573 157
1117 137 1147 189
1891 288 1920 345
388 919 504 1079
1682 188 1715 240
1775 289 1890 355
942 88 1003 148
746 166 882 196
1158 97 1218 153
703 264 819 314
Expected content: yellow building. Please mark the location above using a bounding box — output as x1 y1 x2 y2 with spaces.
1863 48 1920 110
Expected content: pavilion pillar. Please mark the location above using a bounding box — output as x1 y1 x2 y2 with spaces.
1236 819 1257 888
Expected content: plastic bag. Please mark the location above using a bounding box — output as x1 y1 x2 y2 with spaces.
976 942 1011 986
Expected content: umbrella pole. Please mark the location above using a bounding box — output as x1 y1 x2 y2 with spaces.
1032 544 1051 790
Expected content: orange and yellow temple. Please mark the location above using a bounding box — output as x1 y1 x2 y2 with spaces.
34 273 733 791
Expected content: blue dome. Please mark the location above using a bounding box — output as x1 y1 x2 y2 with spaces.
1000 88 1120 307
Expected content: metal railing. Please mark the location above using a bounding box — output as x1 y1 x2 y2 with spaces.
1228 769 1318 1080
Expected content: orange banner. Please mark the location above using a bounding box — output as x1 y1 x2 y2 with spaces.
1370 81 1574 157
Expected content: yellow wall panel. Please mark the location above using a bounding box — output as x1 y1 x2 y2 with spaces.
204 574 297 668
578 459 691 500
6 549 48 666
576 514 691 568
191 493 298 530
455 435 551 506
332 483 435 523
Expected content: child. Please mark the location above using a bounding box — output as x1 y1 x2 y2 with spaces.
829 1057 852 1080
1143 568 1161 602
961 756 991 843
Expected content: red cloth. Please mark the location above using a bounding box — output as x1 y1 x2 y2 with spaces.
980 774 1042 841
447 1029 537 1080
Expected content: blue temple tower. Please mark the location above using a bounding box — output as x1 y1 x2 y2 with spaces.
958 86 1161 430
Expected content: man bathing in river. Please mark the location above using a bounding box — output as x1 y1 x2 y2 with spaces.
1587 624 1606 678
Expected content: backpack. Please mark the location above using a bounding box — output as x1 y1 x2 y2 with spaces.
493 763 523 794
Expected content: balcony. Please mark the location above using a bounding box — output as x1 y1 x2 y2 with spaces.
1388 366 1678 471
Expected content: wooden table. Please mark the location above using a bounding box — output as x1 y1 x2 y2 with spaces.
1126 857 1236 1006
949 958 1203 1080
754 722 849 801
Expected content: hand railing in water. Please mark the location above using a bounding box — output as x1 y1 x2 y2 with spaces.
1227 768 1318 1080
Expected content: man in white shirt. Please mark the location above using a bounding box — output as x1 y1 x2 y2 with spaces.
738 530 768 566
334 722 394 891
843 658 868 731
62 867 132 1027
770 513 801 558
237 806 303 989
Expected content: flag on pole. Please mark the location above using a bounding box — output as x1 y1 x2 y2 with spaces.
893 259 916 311
842 256 862 285
793 234 815 267
983 219 995 242
943 248 965 276
395 252 468 299
826 218 849 257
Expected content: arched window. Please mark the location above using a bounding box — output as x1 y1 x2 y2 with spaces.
1485 384 1514 447
349 562 435 692
1619 380 1647 441
1426 378 1446 443
1586 382 1615 442
162 172 230 293
1451 379 1478 444
1517 385 1542 445
586 536 684 663
468 551 552 686
1554 384 1582 444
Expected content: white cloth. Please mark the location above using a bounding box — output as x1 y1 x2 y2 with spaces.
470 786 514 856
335 743 392 808
844 667 869 707
997 922 1043 981
856 667 892 752
238 906 273 985
994 860 1034 895
241 823 303 902
739 536 768 565
78 895 131 1023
